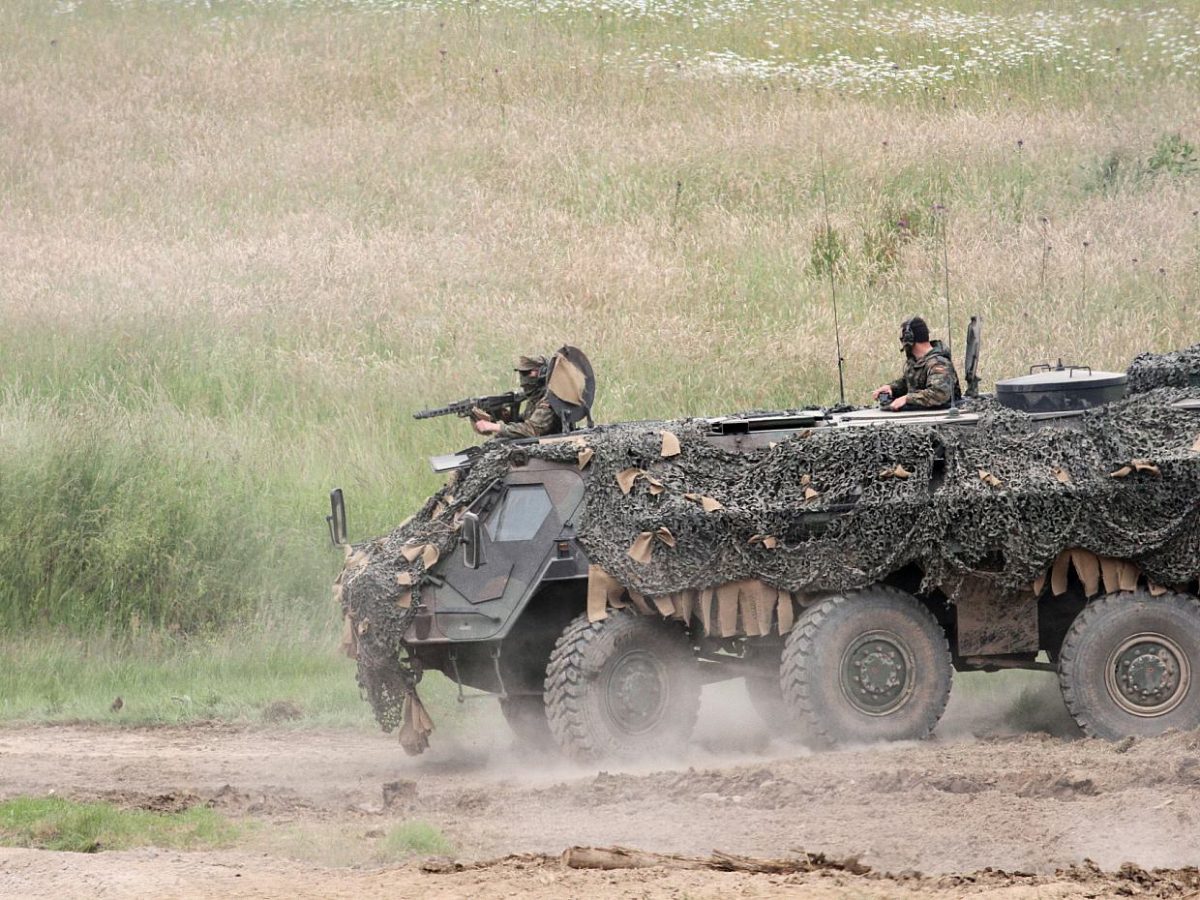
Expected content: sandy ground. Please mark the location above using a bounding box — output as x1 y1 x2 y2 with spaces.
2 679 1199 898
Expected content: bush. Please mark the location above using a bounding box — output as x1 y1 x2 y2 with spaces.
1147 132 1198 177
0 399 320 631
1084 133 1197 194
378 821 454 858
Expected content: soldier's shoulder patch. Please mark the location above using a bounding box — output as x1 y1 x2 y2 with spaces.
929 363 948 375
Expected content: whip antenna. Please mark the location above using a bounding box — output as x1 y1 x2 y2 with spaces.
938 200 952 360
818 148 846 406
935 199 956 410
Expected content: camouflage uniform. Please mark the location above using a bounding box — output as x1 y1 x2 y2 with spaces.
496 387 562 439
494 354 563 439
888 341 962 409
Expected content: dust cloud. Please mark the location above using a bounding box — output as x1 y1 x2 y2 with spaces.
413 669 1078 787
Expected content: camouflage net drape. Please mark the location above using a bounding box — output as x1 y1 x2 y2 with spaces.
338 346 1200 735
1128 344 1200 392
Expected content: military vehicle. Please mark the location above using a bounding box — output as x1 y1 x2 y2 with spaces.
332 333 1200 760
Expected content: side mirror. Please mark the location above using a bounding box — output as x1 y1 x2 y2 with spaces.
327 488 347 546
462 511 484 569
964 315 983 398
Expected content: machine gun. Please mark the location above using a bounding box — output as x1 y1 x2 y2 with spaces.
413 391 527 423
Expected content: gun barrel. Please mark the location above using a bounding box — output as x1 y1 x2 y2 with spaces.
412 402 472 420
412 390 527 422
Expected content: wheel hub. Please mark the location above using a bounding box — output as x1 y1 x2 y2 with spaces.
841 631 915 716
606 650 668 735
1105 632 1191 717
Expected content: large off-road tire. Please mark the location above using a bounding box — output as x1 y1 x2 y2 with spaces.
780 587 952 746
544 609 700 762
1058 591 1200 740
498 695 554 751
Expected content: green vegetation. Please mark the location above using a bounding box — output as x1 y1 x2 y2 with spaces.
0 797 237 853
0 619 460 727
0 796 453 866
0 619 363 725
0 0 1197 723
1148 132 1199 178
378 821 455 858
1084 131 1200 195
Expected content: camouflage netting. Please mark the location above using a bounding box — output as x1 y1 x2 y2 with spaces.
338 347 1200 745
1128 344 1200 393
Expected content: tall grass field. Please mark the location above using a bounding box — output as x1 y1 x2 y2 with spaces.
1 0 1198 720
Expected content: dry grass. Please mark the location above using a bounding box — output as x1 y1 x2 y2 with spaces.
0 1 1198 628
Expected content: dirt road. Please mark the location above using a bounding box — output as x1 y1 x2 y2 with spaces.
2 680 1199 898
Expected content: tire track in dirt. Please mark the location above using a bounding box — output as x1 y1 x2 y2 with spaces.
1 722 1198 876
1 845 1198 900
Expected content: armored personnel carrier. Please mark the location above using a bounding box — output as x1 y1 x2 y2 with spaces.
332 337 1200 760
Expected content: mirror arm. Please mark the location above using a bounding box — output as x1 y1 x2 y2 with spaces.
327 488 347 546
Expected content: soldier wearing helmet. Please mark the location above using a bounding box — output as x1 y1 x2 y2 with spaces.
472 355 563 439
871 317 962 411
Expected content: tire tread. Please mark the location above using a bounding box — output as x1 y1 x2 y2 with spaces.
780 587 951 747
544 609 700 762
1058 589 1200 739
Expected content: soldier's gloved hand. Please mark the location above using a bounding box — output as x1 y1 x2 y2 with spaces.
473 419 501 435
889 395 909 411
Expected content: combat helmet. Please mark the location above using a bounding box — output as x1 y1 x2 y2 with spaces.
514 355 550 390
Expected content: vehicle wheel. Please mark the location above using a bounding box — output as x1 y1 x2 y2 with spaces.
544 609 700 762
498 695 554 751
1058 591 1200 740
780 587 952 746
743 641 800 734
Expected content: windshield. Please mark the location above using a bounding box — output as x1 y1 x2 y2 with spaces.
486 484 552 542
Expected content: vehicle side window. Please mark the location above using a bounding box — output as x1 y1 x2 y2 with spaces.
486 485 553 542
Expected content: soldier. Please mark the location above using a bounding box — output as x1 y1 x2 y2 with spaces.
871 316 962 411
473 355 563 439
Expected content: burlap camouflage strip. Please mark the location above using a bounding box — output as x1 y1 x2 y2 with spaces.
338 345 1200 736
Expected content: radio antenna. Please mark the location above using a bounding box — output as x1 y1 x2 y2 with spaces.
818 148 846 406
936 200 952 359
931 198 960 412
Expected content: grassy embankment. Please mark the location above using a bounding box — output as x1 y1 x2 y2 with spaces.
1 0 1198 725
